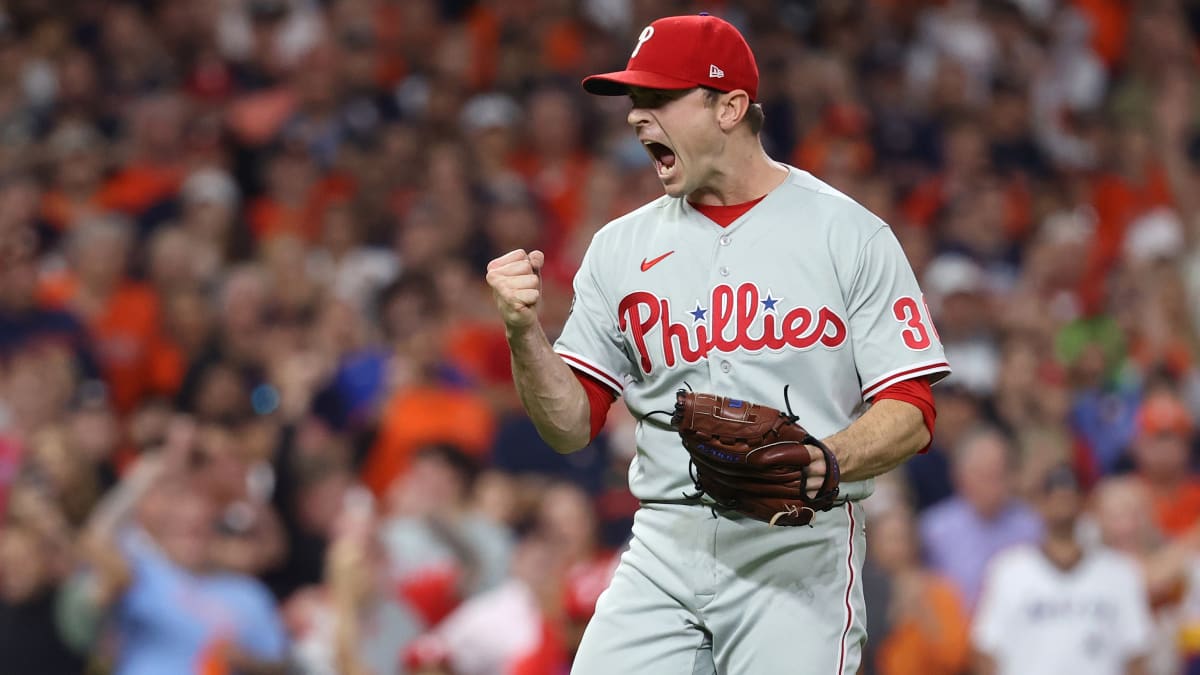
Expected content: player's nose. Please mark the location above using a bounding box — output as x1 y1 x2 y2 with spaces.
627 106 651 128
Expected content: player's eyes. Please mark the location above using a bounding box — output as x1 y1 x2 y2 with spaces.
629 93 661 108
630 89 689 109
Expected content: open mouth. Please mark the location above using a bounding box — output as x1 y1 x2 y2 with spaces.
643 141 677 178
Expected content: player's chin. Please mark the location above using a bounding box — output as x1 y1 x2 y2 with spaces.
658 172 688 198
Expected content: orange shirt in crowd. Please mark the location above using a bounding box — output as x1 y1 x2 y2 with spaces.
247 175 355 243
875 575 970 675
540 18 586 74
1081 165 1173 311
1150 479 1200 539
465 4 501 89
792 103 875 179
900 174 1032 239
1071 0 1130 68
38 274 181 413
443 321 513 387
509 151 593 253
98 162 186 216
39 189 107 232
363 384 496 498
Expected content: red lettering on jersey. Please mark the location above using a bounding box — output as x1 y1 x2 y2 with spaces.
665 312 706 366
617 292 659 373
782 307 815 349
819 307 848 346
617 283 849 374
892 296 933 350
710 284 737 353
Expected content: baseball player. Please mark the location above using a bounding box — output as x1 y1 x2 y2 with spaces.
486 13 949 674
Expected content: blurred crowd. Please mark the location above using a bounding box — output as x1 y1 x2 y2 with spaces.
0 0 1199 674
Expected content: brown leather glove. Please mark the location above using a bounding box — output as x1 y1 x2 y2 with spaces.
671 390 841 526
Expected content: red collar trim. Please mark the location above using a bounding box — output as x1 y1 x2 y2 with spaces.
688 195 766 228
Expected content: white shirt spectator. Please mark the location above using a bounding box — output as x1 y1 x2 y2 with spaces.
306 246 399 310
972 544 1152 675
404 580 548 675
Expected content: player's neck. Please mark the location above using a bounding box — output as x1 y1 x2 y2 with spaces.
688 146 787 206
1040 533 1083 572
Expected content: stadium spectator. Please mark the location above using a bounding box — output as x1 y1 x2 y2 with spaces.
972 464 1153 675
71 433 288 675
1132 389 1200 538
1092 476 1200 675
0 522 83 675
380 443 513 626
286 485 423 675
919 427 1042 607
863 504 970 675
403 523 572 675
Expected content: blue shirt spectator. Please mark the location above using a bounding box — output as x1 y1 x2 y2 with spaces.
919 428 1043 608
113 529 287 675
75 459 288 675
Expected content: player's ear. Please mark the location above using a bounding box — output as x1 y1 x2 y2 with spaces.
715 90 750 132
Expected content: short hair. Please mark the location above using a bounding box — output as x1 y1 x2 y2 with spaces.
414 443 481 493
217 263 269 316
951 425 1015 472
702 87 765 135
68 213 133 256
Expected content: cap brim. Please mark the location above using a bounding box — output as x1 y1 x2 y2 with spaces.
581 70 699 96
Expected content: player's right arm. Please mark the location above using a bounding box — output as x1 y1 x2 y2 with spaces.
486 249 591 453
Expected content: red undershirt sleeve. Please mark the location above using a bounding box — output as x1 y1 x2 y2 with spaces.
870 376 937 454
573 369 618 442
575 369 933 449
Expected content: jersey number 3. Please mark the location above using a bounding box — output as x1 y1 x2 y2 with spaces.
892 296 938 350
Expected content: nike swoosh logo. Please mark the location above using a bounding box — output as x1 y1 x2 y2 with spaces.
640 250 675 272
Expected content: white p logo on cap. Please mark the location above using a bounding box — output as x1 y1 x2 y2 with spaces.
631 26 654 58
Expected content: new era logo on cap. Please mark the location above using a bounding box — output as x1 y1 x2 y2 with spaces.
580 14 760 101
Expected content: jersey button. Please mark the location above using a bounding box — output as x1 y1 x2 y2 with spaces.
719 235 731 246
719 266 730 276
720 360 732 373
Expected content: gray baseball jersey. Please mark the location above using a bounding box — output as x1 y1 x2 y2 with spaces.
554 165 950 674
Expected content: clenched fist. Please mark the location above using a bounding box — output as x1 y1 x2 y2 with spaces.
486 249 545 332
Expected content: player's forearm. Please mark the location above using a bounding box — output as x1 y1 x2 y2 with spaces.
507 324 591 453
822 399 928 482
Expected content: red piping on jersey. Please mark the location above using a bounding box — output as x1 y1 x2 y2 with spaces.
559 352 623 393
861 361 950 400
688 195 766 227
837 501 857 675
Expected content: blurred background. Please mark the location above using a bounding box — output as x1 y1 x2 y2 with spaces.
0 0 1199 673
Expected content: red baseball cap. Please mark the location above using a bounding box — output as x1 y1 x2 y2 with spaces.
582 13 759 101
1137 392 1194 438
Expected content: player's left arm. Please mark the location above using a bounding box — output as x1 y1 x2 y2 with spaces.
819 396 928 482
